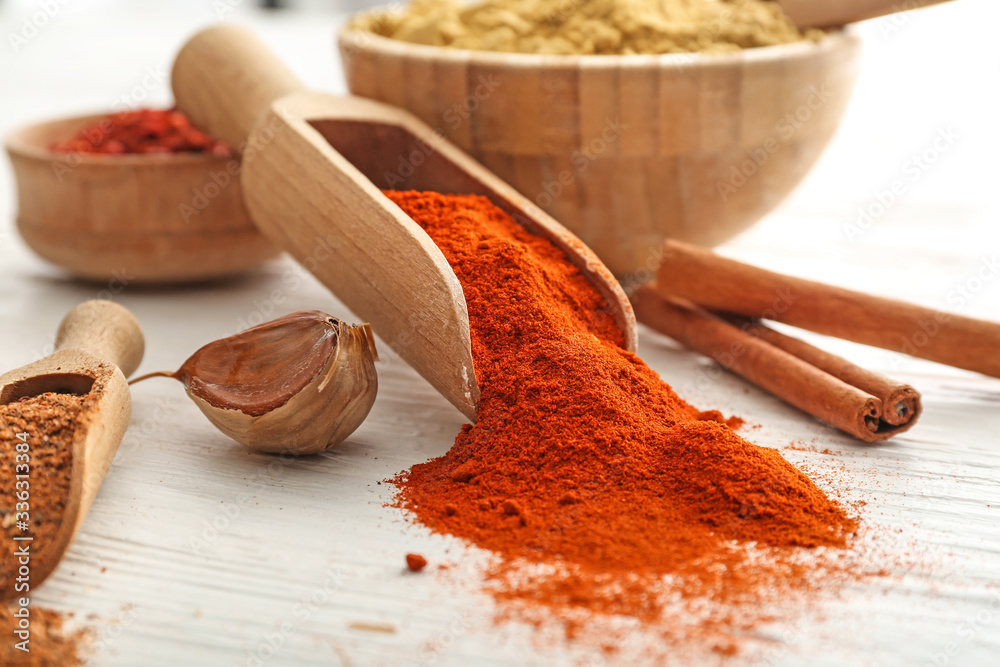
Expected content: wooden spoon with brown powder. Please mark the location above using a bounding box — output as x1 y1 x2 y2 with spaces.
0 301 144 599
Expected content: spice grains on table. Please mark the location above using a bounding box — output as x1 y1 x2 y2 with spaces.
1 393 83 588
385 190 863 654
0 603 89 667
1 392 91 665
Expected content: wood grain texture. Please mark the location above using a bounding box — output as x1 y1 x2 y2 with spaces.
5 114 278 283
1 4 998 666
338 26 862 276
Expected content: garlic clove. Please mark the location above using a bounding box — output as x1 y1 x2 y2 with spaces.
176 311 339 417
174 311 379 455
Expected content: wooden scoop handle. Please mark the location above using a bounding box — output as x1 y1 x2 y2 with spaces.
777 0 953 29
172 25 306 148
55 301 145 377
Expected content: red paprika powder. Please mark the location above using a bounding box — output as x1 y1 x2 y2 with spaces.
50 108 230 156
385 190 858 651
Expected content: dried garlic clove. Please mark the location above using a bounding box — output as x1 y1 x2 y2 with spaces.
136 311 379 455
177 311 342 417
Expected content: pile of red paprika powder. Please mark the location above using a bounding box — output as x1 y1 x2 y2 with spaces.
385 190 861 656
50 108 229 155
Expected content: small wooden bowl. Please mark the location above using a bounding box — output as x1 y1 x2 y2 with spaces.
339 24 861 276
6 114 278 283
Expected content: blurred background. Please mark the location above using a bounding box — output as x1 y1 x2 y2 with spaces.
2 0 999 290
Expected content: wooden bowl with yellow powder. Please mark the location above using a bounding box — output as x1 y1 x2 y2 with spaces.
339 0 861 276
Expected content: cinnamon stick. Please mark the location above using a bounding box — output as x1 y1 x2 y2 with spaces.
656 240 1000 377
631 284 919 441
719 314 921 427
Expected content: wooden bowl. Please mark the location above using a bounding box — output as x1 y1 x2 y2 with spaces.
339 24 861 276
6 114 279 283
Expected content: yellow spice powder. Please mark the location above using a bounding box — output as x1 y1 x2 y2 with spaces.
355 0 823 56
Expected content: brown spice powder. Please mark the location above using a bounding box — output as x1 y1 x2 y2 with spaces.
0 603 89 667
1 392 83 591
1 392 90 665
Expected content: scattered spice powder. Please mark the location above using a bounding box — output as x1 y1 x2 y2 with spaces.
385 190 859 653
358 0 823 55
2 393 89 664
49 108 230 156
0 603 89 667
1 392 83 595
406 554 429 572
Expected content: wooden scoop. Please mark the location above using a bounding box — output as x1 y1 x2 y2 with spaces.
172 26 637 421
777 0 953 29
0 301 144 595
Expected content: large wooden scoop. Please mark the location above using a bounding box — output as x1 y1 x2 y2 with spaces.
0 301 143 596
777 0 953 29
172 26 636 421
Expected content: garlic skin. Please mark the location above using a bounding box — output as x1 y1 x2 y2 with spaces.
175 311 378 455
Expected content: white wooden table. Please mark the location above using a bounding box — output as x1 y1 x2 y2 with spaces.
2 2 998 665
